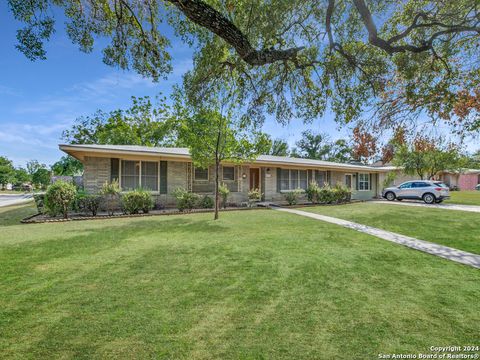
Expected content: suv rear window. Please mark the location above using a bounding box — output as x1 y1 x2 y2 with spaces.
413 182 429 188
434 182 448 188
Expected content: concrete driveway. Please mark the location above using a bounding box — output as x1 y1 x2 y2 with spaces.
372 200 480 213
0 194 34 208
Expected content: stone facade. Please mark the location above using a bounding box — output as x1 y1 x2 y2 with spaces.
83 156 111 193
81 156 381 205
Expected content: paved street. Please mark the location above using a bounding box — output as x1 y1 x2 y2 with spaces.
0 194 33 208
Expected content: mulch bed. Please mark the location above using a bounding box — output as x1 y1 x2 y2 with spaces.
21 206 267 224
21 199 371 224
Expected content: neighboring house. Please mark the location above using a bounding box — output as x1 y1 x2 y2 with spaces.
439 169 480 190
51 175 83 188
60 144 391 205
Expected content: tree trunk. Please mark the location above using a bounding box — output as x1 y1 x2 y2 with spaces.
214 158 219 220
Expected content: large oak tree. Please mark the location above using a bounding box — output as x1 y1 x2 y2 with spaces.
7 0 480 133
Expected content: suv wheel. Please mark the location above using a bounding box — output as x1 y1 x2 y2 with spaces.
385 192 396 201
423 193 435 204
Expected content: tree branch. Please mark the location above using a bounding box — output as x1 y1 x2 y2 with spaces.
167 0 304 66
352 0 480 54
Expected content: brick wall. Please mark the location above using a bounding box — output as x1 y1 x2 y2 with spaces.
458 174 480 190
84 157 110 193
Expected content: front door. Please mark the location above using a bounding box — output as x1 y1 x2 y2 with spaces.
250 168 260 190
345 174 352 189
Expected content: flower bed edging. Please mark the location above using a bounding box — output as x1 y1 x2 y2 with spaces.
21 206 268 224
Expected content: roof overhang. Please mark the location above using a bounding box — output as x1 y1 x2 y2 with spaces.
59 144 192 162
59 144 392 173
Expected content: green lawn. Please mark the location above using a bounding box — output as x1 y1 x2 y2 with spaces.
446 190 480 205
0 205 479 359
303 202 480 255
0 202 37 226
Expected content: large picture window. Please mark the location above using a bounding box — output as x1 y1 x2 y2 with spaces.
315 171 326 186
121 160 158 191
142 161 158 191
222 166 235 181
194 167 209 181
121 160 140 190
279 169 308 191
358 173 370 191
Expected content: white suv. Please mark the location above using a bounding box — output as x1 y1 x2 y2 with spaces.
382 181 450 204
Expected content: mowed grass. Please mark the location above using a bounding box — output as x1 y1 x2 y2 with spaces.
0 205 478 359
303 202 480 254
0 202 37 226
446 190 480 205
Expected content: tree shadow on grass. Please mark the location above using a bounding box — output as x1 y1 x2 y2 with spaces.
2 217 227 267
0 204 37 227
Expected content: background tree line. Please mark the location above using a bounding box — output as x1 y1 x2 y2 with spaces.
0 156 83 190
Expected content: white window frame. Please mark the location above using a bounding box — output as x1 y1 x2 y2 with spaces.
280 169 309 192
358 173 370 191
313 170 327 187
222 166 235 181
194 166 209 181
119 159 160 193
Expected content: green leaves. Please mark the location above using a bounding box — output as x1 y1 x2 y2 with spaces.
6 0 480 135
62 95 177 146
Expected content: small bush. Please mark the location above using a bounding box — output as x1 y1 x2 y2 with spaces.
121 189 153 215
44 181 77 218
218 183 230 209
332 183 352 203
305 181 321 204
101 180 121 215
317 184 335 204
76 192 102 216
284 189 302 205
172 187 198 212
33 193 46 213
198 195 214 209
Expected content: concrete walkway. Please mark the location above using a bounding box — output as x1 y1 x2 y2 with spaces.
274 207 480 269
371 200 480 213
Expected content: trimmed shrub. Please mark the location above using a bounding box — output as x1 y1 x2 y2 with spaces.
284 189 302 205
44 181 77 218
198 195 214 209
317 184 336 204
247 188 262 207
305 181 321 204
101 180 121 215
121 189 153 215
76 192 102 216
172 187 198 212
332 183 352 203
218 183 230 209
33 193 46 213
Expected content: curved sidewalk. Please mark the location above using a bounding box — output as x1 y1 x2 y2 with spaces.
274 207 480 269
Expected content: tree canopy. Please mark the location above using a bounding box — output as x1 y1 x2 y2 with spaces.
393 135 467 179
291 131 351 163
7 0 480 135
51 156 84 176
62 96 177 146
267 139 290 157
0 157 15 188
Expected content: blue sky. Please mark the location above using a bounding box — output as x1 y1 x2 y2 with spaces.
0 4 475 167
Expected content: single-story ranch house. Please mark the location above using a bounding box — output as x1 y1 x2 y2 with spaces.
60 144 395 205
